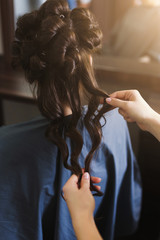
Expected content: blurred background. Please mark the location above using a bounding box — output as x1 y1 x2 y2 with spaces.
0 0 160 240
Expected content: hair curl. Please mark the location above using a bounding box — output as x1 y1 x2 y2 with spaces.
12 0 112 196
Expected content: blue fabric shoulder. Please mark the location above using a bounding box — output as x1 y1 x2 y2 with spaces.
0 109 142 240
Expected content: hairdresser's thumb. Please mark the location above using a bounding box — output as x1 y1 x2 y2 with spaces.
81 172 90 190
106 97 125 109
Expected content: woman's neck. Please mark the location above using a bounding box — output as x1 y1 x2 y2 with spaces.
63 105 72 116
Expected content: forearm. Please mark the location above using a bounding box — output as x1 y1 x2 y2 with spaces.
145 112 160 141
72 214 102 240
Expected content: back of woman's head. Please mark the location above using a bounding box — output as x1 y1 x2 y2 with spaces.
12 0 112 195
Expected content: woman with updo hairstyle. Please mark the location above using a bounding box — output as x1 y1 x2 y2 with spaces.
0 1 142 240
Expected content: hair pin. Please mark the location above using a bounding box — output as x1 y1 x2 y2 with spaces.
76 48 79 53
60 14 65 19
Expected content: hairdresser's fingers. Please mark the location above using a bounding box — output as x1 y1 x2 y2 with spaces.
93 185 101 191
62 175 79 201
63 174 78 193
67 174 79 186
109 90 134 100
82 168 85 174
118 108 127 118
110 90 141 101
81 172 90 190
125 117 134 123
118 108 135 122
118 109 134 122
123 116 128 121
81 169 101 183
109 90 127 99
106 97 127 109
91 176 101 183
99 98 116 111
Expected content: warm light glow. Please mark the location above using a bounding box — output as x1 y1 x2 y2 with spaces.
139 56 151 63
135 0 160 6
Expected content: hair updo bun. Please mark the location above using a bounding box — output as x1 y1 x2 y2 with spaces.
70 8 103 52
12 0 112 196
15 11 39 41
12 0 70 83
12 0 102 83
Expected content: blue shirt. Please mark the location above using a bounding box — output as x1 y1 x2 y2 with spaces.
67 0 77 9
0 108 142 240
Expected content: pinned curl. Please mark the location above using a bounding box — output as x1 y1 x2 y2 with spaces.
70 8 103 52
15 11 39 41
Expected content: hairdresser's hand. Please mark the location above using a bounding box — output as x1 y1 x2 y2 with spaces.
63 173 102 240
63 173 97 220
106 90 160 141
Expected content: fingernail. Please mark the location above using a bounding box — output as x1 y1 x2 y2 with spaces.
106 98 111 103
83 172 89 179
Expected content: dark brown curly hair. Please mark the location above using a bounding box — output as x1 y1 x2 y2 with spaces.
12 0 112 196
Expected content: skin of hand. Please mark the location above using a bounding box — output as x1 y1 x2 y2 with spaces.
63 173 99 221
63 173 103 240
106 89 160 141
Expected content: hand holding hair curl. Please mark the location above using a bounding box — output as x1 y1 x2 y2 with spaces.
106 89 160 141
63 173 95 220
63 173 103 240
